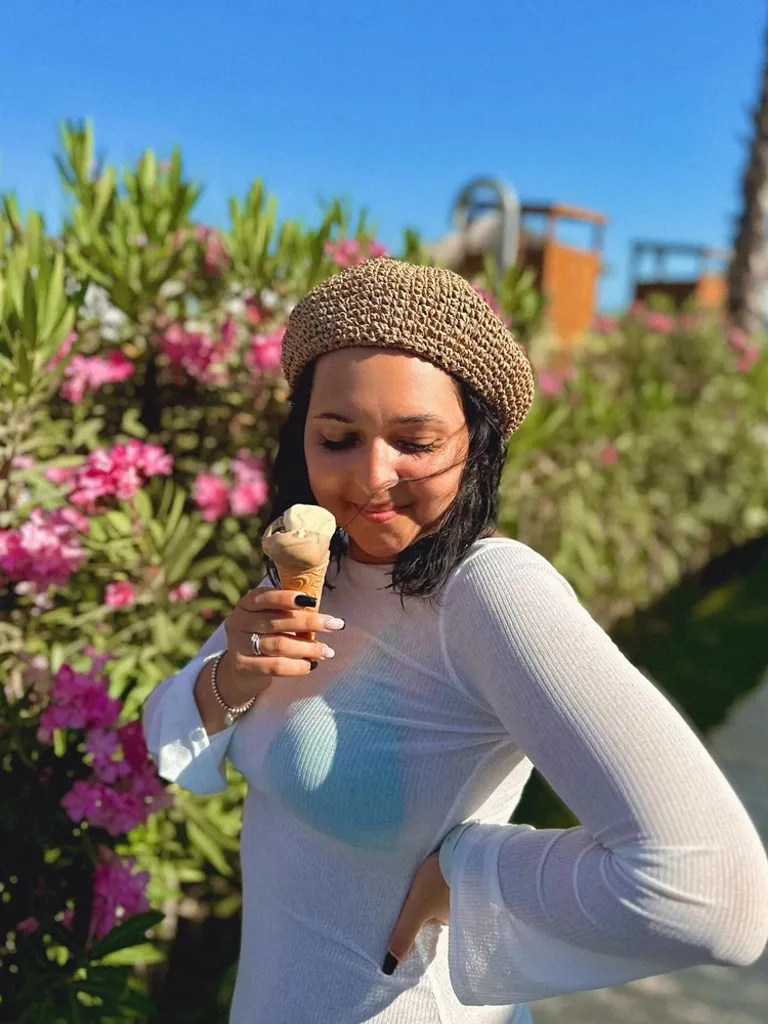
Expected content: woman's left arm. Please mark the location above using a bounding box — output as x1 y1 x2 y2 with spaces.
438 541 768 1006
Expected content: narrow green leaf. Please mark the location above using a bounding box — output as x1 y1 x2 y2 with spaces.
91 166 116 228
89 910 163 960
186 820 233 875
99 942 165 966
23 271 38 343
40 251 66 341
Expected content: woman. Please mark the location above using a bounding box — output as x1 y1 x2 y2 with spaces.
144 258 768 1024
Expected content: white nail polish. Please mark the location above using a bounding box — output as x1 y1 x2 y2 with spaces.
322 646 336 659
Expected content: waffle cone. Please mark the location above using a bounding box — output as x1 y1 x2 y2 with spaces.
269 558 330 642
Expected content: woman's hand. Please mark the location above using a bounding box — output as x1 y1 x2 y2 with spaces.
383 852 450 974
218 587 345 705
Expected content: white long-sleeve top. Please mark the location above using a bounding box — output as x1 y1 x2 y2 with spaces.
143 537 768 1024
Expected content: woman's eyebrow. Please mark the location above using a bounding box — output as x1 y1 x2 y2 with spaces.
314 412 446 426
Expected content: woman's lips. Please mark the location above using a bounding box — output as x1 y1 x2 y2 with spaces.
350 503 409 524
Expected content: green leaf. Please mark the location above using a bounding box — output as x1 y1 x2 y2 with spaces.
23 272 38 344
133 487 153 525
186 820 233 875
99 942 165 966
91 166 116 228
89 910 163 961
40 251 66 342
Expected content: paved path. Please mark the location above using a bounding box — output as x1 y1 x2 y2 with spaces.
529 672 768 1024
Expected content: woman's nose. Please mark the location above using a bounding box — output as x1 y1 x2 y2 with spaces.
356 440 399 497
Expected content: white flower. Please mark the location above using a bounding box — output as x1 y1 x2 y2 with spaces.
223 297 246 317
79 283 127 342
159 280 186 299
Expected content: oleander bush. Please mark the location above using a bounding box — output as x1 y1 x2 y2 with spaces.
1 120 766 1022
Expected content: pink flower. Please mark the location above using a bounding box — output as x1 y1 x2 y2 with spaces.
245 298 265 325
629 303 675 333
536 362 575 397
220 317 237 353
65 441 173 514
593 315 618 333
38 661 121 740
230 481 269 516
105 581 136 609
57 908 75 929
169 580 199 602
45 465 77 486
158 323 230 384
192 473 230 522
45 331 78 372
323 238 388 269
194 226 231 277
62 714 170 833
11 454 35 470
60 351 135 403
229 451 269 516
0 507 88 590
600 444 619 467
728 328 762 372
117 721 151 773
736 346 761 372
84 727 128 783
645 312 675 333
245 327 285 377
16 916 40 935
89 855 151 942
62 779 107 824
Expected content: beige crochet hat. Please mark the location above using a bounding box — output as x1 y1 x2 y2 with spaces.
280 257 535 438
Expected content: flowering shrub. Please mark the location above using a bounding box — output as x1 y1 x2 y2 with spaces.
1 120 766 1020
0 121 411 1021
506 301 768 624
2 653 167 1020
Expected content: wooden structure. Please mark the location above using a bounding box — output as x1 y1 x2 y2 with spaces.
518 202 606 342
429 180 607 342
629 241 729 311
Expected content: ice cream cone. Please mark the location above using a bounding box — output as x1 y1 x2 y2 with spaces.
262 504 337 641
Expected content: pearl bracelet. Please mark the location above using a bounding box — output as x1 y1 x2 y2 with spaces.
209 651 257 727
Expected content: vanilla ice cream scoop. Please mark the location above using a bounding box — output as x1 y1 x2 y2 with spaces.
262 504 337 638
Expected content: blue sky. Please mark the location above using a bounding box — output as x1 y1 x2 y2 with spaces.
1 0 764 310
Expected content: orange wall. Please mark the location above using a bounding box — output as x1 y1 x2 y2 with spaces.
540 242 601 341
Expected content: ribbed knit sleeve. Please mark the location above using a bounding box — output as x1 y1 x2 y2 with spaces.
142 622 236 795
438 539 768 1006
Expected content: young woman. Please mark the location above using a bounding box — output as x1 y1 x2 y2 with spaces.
143 258 768 1024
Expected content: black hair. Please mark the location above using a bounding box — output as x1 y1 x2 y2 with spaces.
264 361 508 602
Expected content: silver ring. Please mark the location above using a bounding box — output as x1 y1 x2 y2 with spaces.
250 632 263 657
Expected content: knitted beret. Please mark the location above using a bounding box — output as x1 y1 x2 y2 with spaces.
280 257 535 438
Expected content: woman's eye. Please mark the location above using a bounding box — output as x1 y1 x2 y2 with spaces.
320 437 358 451
400 441 438 454
319 437 438 454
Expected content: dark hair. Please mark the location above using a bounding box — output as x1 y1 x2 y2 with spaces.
264 361 508 601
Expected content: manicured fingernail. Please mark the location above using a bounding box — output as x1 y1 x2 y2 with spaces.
295 595 317 608
323 617 345 631
322 646 335 659
309 660 319 671
382 951 398 975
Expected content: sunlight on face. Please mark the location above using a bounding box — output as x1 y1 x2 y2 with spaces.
304 348 469 564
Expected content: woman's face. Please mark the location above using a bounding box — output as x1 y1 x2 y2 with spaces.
304 348 470 564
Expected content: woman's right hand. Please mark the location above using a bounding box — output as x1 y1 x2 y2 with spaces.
217 587 345 705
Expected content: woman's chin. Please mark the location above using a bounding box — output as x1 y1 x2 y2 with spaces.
347 528 413 565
